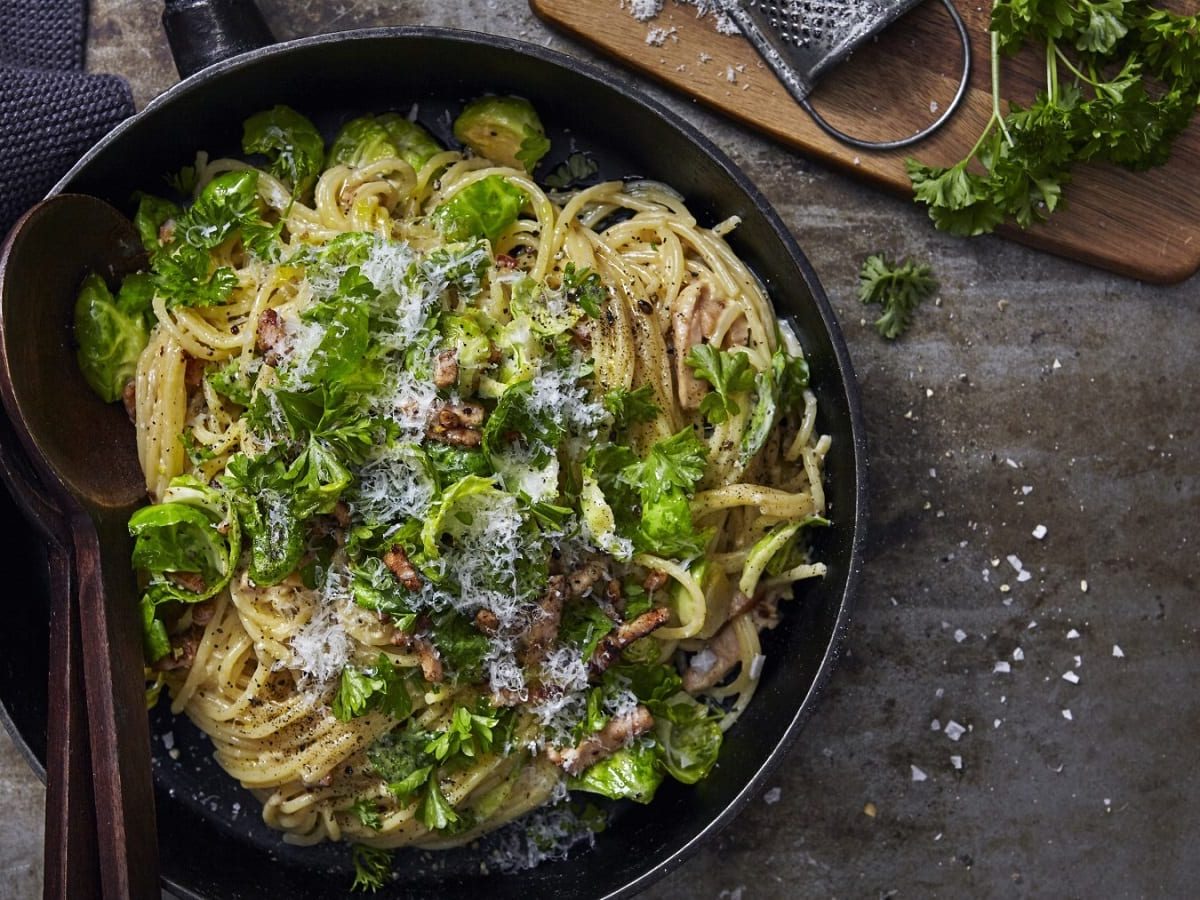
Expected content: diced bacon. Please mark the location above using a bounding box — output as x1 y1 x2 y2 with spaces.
546 705 654 775
589 607 670 676
382 545 421 591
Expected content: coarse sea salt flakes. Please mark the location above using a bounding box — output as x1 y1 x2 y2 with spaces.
950 755 963 770
1033 524 1047 539
1080 579 1089 592
1067 628 1080 639
1007 554 1024 572
1013 647 1025 661
1062 709 1074 720
1063 670 1080 684
954 628 967 643
994 661 1011 674
1112 644 1125 658
763 787 782 805
911 765 928 782
931 718 941 731
944 720 966 741
1017 570 1032 583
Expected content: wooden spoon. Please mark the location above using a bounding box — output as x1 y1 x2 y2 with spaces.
0 195 159 900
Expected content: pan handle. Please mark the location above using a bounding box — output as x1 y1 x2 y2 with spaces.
162 0 275 80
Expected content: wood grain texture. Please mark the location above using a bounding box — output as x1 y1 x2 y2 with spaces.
531 0 1200 283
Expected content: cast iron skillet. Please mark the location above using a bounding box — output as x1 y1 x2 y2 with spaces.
0 7 868 899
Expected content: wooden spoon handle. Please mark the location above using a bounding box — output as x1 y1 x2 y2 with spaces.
72 516 160 900
42 543 101 900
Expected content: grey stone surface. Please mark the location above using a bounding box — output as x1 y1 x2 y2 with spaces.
2 1 1197 898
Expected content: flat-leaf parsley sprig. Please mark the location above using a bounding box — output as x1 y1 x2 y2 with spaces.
858 254 939 340
906 1 1200 235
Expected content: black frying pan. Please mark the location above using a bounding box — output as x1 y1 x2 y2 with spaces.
0 4 868 897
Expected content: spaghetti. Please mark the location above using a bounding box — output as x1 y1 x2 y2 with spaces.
100 99 831 863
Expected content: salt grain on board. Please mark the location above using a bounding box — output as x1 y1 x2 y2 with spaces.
944 720 966 741
1013 647 1025 661
954 628 967 643
763 787 782 805
1067 628 1080 639
994 661 1011 674
1062 709 1074 720
1063 670 1080 684
1112 644 1125 658
1032 524 1047 539
911 765 928 782
950 755 963 770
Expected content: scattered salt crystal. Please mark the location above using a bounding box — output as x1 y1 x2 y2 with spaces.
931 718 941 731
863 801 877 817
1062 709 1074 721
935 687 945 699
645 26 677 46
929 100 939 113
1017 570 1032 583
725 65 737 83
1112 644 1125 658
1067 628 1080 639
993 718 1002 728
1022 485 1033 495
933 832 943 841
1063 670 1080 684
629 0 663 21
162 731 175 751
1074 655 1082 668
1005 458 1020 469
1013 647 1025 661
991 558 1000 568
999 584 1011 593
993 661 1011 674
763 787 782 805
950 755 962 770
1028 620 1038 629
911 765 928 782
698 52 712 63
1053 358 1062 369
929 467 937 478
1080 579 1089 592
944 720 966 742
954 629 967 643
1032 524 1047 539
1006 554 1024 572
168 748 180 760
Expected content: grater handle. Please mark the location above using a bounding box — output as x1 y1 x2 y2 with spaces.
798 0 972 150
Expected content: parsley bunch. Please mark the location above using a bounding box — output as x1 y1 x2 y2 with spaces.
907 2 1200 234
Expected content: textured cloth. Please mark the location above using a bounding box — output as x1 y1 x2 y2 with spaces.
1 0 134 234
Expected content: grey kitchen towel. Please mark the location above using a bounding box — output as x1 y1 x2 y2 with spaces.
1 0 134 234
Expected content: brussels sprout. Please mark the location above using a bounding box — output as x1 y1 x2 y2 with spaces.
74 273 151 403
329 113 443 172
508 275 583 337
430 174 526 243
569 744 664 804
453 95 550 172
654 696 723 784
242 104 325 192
439 311 493 392
132 192 180 255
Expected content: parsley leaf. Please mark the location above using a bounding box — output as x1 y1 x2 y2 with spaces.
857 254 939 340
350 844 391 892
684 345 756 424
562 262 606 318
543 151 600 190
332 654 412 722
603 384 660 429
424 704 502 762
350 797 383 831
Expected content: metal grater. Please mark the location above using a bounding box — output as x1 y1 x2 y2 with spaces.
719 0 972 150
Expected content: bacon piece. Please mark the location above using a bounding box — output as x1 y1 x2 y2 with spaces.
682 622 741 692
589 607 671 676
121 379 137 423
546 706 654 776
427 402 484 447
191 599 217 626
167 571 207 594
184 354 207 389
433 349 459 389
256 308 286 365
520 575 566 665
642 569 669 593
566 560 606 599
389 630 444 684
474 608 500 636
382 545 421 592
151 628 201 672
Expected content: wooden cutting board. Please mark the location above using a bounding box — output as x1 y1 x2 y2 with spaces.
531 0 1200 284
